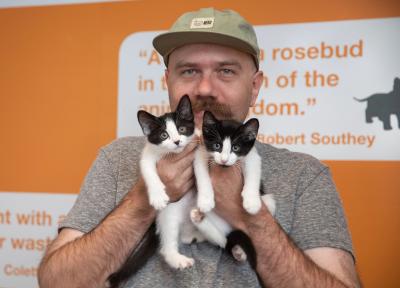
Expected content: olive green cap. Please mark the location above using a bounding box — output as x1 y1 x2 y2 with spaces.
153 8 260 69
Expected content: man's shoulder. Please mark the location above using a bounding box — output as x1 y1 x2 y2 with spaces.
255 141 327 175
100 136 146 162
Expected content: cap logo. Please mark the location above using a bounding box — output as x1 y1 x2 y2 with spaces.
190 17 214 29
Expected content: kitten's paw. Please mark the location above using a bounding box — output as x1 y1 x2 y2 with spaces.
243 195 262 215
232 245 247 262
165 253 195 270
197 197 215 213
149 192 169 210
190 208 205 224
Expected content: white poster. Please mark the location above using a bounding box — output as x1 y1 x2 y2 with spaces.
0 192 76 288
118 17 400 160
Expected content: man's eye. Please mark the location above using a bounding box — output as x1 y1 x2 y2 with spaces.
220 68 234 76
213 143 221 150
178 126 187 133
182 69 197 76
160 131 169 140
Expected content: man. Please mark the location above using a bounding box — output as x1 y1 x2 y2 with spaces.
38 8 361 288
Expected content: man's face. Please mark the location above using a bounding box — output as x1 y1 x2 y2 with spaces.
165 44 263 127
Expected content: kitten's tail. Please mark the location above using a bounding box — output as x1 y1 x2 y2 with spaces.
107 222 159 288
226 230 257 270
226 230 265 288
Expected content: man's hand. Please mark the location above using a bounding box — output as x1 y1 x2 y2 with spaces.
209 164 252 231
157 138 199 202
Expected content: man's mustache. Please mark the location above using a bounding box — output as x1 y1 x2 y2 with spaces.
191 99 233 119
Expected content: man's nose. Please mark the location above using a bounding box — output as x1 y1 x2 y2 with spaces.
196 74 214 97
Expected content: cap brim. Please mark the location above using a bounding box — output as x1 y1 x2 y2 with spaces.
153 31 258 62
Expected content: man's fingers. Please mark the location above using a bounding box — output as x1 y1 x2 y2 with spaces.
179 138 199 158
178 149 197 171
160 138 198 164
180 165 194 182
181 178 195 195
172 137 199 161
167 139 198 171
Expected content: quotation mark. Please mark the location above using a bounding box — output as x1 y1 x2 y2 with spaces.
299 98 317 115
139 50 147 58
307 98 316 106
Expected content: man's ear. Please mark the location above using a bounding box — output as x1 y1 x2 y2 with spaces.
164 69 169 82
250 70 264 106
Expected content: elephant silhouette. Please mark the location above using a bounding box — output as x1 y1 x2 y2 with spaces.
354 77 400 130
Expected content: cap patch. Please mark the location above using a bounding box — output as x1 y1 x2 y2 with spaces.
190 17 214 29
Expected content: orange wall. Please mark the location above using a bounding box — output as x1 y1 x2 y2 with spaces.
0 0 399 287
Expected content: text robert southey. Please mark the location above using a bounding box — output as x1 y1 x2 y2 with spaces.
257 132 375 148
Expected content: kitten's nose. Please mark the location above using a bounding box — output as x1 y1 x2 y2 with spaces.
221 159 228 164
174 140 180 146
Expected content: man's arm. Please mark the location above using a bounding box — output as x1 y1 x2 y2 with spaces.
38 141 197 288
210 165 361 288
38 179 156 288
245 205 361 288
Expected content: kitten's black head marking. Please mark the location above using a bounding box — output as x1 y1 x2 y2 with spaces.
174 95 195 137
176 95 193 122
231 118 259 156
137 95 194 145
137 110 163 137
202 111 259 156
202 111 223 152
233 118 259 142
203 110 218 127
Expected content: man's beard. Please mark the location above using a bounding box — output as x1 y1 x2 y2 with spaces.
191 98 233 120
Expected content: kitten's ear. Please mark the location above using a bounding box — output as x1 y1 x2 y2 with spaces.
137 110 160 136
203 111 218 126
242 118 259 140
176 95 193 121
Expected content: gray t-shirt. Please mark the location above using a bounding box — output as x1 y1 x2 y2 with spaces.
60 136 354 288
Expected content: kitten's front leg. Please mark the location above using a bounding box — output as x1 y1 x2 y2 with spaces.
241 148 262 215
147 182 169 210
157 195 194 269
140 152 169 210
194 148 215 212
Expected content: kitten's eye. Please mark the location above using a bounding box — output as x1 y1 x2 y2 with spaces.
178 126 187 133
213 143 221 150
232 145 240 152
160 131 169 140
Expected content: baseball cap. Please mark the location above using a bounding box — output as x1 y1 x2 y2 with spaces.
153 8 260 69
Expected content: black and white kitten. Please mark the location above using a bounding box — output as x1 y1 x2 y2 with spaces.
190 111 275 265
107 96 197 288
137 95 202 269
138 95 195 210
194 111 273 215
